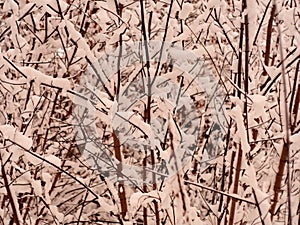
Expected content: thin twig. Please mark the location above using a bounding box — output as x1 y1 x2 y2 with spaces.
184 181 255 205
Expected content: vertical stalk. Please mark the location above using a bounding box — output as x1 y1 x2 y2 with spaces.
260 2 276 91
289 60 299 114
224 162 233 224
139 1 153 224
218 119 232 224
264 4 276 68
228 144 243 225
292 84 300 133
236 16 244 99
79 1 90 37
243 0 250 143
229 0 247 223
291 61 300 133
1 159 21 225
252 188 266 225
114 2 128 219
170 124 186 214
270 1 292 223
269 142 287 219
41 89 61 153
113 131 128 220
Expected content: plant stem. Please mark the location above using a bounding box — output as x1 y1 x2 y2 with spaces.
274 1 292 222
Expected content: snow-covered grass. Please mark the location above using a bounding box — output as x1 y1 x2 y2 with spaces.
0 0 299 224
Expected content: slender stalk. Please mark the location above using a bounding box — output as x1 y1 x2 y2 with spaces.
170 129 186 213
228 144 243 225
269 143 287 219
140 0 152 223
291 61 300 133
79 1 90 37
218 119 232 224
260 3 276 91
236 17 244 99
243 0 250 143
273 1 292 223
1 160 21 225
253 0 272 46
152 0 174 84
292 84 300 133
211 9 238 57
41 89 61 153
264 3 276 68
229 3 245 223
55 0 64 19
252 188 266 225
289 60 299 113
112 131 128 220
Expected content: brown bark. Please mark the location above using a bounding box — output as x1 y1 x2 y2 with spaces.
269 143 287 220
113 131 128 220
